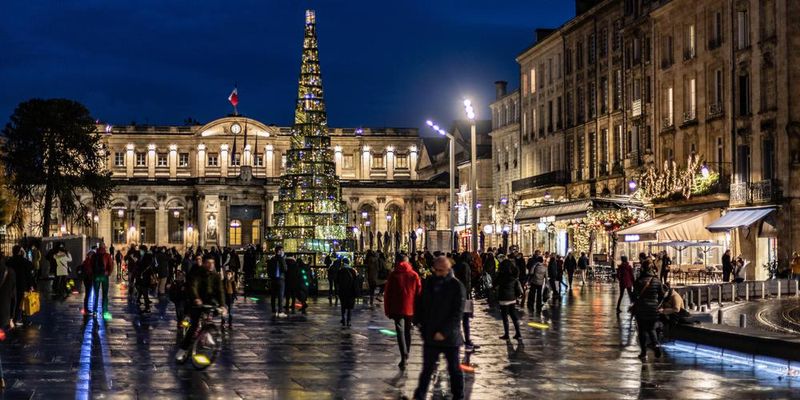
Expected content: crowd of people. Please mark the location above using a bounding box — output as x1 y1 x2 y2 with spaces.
0 239 715 399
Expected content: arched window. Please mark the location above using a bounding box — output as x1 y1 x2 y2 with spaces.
229 219 242 246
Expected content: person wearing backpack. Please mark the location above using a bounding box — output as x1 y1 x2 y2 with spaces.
136 245 155 313
526 256 547 311
80 247 97 315
495 258 522 340
90 244 113 317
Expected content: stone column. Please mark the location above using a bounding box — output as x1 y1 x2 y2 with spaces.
265 194 275 227
410 145 418 180
155 195 168 245
169 144 178 178
98 209 111 244
220 144 229 177
265 145 275 177
126 143 134 177
376 197 387 232
196 144 206 177
147 143 156 178
386 146 395 180
334 146 343 176
197 196 206 247
218 196 228 247
243 144 252 167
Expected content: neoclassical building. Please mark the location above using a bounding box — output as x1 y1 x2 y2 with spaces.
39 117 449 251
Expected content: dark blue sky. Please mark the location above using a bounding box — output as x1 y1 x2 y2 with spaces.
1 1 574 132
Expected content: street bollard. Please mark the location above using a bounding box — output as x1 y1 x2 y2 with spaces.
778 280 782 299
718 285 723 306
745 282 750 301
701 305 707 312
739 314 747 328
732 283 737 302
762 281 766 299
718 308 724 324
796 280 799 298
707 286 712 308
688 291 694 308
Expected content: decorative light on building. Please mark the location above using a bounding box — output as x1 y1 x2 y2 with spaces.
415 227 424 237
361 211 368 219
386 146 394 154
352 227 360 235
544 191 551 200
105 124 112 133
365 220 371 227
169 144 178 152
87 211 93 218
117 209 124 218
500 197 508 205
628 180 638 191
483 225 493 234
148 143 156 152
60 224 67 234
93 215 99 223
187 225 194 234
409 145 418 153
334 145 342 153
386 214 392 222
173 210 180 218
476 202 482 208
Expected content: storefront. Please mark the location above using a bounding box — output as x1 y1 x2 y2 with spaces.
616 209 724 268
706 206 778 280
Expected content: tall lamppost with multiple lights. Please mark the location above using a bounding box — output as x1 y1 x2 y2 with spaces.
426 119 458 252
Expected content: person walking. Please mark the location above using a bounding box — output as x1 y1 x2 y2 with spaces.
90 244 113 317
268 246 288 319
136 246 155 313
526 256 547 311
0 258 17 331
791 252 800 282
80 247 97 314
494 258 522 340
284 257 300 313
578 252 589 285
453 252 478 351
114 250 123 283
365 250 379 306
327 255 340 304
630 266 664 361
616 255 634 313
547 254 560 301
660 251 672 285
6 246 34 325
721 249 733 282
223 269 237 328
412 256 465 400
383 255 421 370
336 258 358 327
564 252 577 288
53 245 72 299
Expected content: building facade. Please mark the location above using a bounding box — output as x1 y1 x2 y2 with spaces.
29 117 449 252
489 83 521 249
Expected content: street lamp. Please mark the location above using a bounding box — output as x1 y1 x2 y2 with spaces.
426 118 458 252
628 179 638 191
464 99 478 253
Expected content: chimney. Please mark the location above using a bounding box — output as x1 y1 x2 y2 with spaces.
495 81 508 100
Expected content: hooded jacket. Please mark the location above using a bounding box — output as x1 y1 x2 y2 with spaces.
383 261 421 318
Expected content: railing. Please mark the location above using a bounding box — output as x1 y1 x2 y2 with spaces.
511 170 569 192
752 179 781 204
675 279 800 319
683 109 697 123
730 182 749 206
708 102 724 118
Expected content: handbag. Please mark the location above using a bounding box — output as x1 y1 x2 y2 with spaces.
23 291 40 316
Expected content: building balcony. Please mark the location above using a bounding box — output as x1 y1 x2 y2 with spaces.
730 179 782 206
682 110 697 125
708 103 724 119
511 170 569 192
662 117 674 131
683 48 696 61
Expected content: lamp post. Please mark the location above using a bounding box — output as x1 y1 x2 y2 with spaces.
426 119 458 252
464 99 478 253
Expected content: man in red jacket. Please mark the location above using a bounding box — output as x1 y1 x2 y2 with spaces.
383 255 421 370
89 244 114 317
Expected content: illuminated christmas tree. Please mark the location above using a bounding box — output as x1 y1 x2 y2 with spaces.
268 10 348 254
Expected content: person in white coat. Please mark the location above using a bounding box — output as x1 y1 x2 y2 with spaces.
53 246 72 299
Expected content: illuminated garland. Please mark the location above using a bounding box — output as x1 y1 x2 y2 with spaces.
569 208 650 255
634 155 704 203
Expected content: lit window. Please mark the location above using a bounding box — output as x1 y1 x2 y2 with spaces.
372 154 385 169
157 153 167 167
254 155 264 167
207 153 219 167
179 153 189 167
281 155 287 169
136 152 146 167
114 152 125 167
396 155 408 169
229 219 242 246
252 219 261 243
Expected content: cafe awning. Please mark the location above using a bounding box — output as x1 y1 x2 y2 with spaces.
706 207 776 232
515 200 593 223
617 210 720 242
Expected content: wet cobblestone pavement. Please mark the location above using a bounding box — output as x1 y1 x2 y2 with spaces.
1 281 800 399
722 298 800 334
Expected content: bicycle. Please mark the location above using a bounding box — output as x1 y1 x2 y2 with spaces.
188 305 223 370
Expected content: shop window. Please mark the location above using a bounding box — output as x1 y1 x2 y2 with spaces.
252 219 261 244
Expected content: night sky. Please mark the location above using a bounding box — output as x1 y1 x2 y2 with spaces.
1 1 574 133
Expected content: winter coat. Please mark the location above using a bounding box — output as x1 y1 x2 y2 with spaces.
336 266 359 309
7 255 35 292
54 251 72 277
267 255 288 280
494 260 521 302
452 260 472 297
365 254 380 286
0 262 16 329
578 255 589 270
547 258 559 281
285 258 301 291
564 255 577 272
383 261 421 318
188 267 225 307
156 251 171 278
83 248 114 278
632 271 663 322
617 261 634 289
414 271 465 347
528 262 547 286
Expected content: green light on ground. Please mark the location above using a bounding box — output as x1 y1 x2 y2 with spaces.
379 329 397 337
103 312 112 321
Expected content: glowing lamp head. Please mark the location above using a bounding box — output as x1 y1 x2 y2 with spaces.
628 180 638 191
701 165 710 178
463 99 471 107
426 120 433 127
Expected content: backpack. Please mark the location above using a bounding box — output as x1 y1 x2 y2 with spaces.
93 253 105 276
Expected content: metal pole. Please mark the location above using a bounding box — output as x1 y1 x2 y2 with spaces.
470 122 478 252
449 137 456 252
